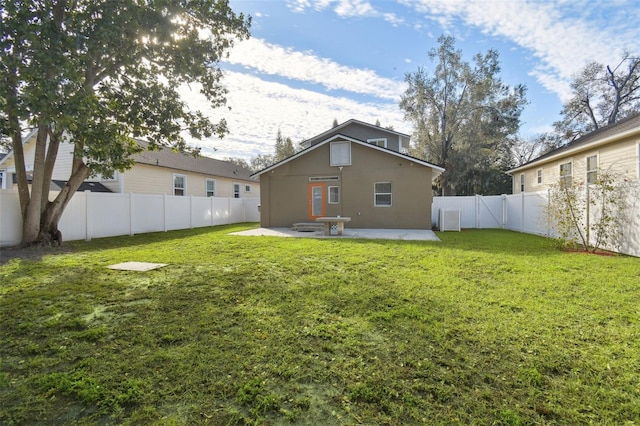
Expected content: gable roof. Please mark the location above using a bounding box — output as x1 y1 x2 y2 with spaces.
51 180 113 192
0 134 255 182
299 119 411 149
252 133 444 180
132 141 255 181
508 113 640 174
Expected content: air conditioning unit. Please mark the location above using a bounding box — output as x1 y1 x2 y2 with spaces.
439 208 461 231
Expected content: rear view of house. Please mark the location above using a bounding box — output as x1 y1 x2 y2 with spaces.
253 119 444 229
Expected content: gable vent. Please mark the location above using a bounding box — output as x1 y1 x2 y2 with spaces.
309 176 340 181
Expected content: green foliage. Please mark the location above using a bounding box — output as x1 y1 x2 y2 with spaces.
400 34 527 195
248 128 298 172
546 167 630 252
1 226 640 424
0 0 251 244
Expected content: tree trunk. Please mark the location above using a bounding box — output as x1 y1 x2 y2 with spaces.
40 130 63 214
6 65 30 214
20 125 50 245
38 153 90 243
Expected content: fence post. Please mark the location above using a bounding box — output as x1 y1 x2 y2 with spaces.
129 192 134 236
501 194 507 229
228 197 232 224
546 189 551 237
190 195 194 229
214 196 216 226
163 194 167 232
475 194 480 229
85 190 92 241
521 192 525 232
585 184 590 246
243 198 247 223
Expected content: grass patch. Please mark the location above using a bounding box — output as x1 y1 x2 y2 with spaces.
1 224 640 424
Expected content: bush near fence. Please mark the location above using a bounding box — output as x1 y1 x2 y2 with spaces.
432 185 640 257
0 190 260 248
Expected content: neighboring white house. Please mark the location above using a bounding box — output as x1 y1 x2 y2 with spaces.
0 133 258 198
508 114 640 192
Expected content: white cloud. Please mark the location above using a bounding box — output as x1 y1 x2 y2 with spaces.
289 0 404 25
225 38 406 101
179 72 409 161
403 0 634 101
288 0 311 13
334 0 377 17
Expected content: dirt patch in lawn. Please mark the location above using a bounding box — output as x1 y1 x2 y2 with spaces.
0 245 74 265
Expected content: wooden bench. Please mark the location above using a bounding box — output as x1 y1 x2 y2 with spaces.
315 216 351 236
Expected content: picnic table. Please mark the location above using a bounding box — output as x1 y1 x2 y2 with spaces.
315 216 351 236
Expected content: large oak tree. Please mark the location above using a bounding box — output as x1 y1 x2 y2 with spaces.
0 0 250 245
553 53 640 143
400 35 527 195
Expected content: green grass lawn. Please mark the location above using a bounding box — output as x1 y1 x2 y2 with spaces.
1 225 639 425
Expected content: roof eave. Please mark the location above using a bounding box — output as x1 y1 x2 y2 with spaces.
507 125 640 175
253 134 445 182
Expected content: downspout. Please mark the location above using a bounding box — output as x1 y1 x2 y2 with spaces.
339 166 344 216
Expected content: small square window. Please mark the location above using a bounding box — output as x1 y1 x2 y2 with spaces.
245 184 251 192
330 141 351 166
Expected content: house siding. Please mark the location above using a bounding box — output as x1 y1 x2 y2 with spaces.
260 140 433 229
121 164 256 198
0 137 75 183
513 136 640 193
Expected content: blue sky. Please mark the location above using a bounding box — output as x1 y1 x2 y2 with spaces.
181 0 640 161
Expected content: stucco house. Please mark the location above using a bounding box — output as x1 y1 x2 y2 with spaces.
508 114 640 192
253 119 444 229
0 133 258 199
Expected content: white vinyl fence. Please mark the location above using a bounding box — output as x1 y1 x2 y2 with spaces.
432 183 640 257
0 190 260 248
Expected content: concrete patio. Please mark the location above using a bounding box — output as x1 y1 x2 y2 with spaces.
229 227 440 241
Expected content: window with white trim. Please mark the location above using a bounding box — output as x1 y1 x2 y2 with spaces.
245 184 251 192
328 186 339 204
206 178 216 197
173 174 186 196
330 141 351 166
233 183 240 198
537 169 542 185
586 155 598 185
367 138 387 148
559 162 572 187
374 182 392 207
519 174 525 192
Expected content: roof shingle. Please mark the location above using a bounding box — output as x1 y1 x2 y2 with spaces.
133 142 255 181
